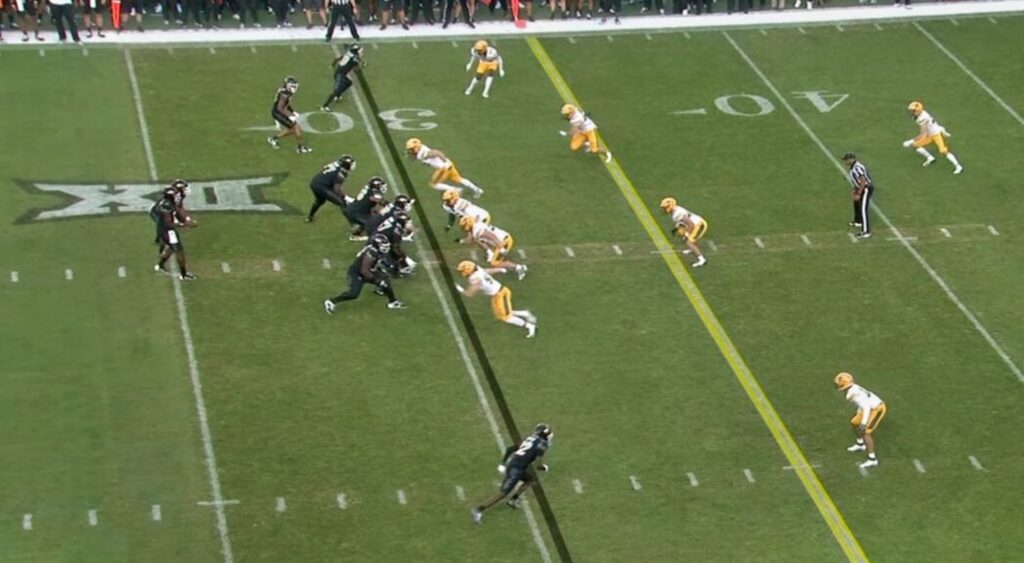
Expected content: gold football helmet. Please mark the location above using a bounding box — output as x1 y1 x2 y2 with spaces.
834 372 854 391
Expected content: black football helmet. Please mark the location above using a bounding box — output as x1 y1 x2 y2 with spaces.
367 176 388 194
371 233 391 254
284 76 299 93
349 43 363 55
533 423 553 440
338 154 356 172
393 211 411 228
392 194 413 211
170 179 191 195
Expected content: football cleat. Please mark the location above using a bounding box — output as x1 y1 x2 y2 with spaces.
848 222 862 228
693 256 707 268
847 443 867 452
323 299 336 315
834 372 854 391
516 264 528 281
604 151 613 163
154 264 169 275
856 232 872 239
297 146 314 154
859 458 879 468
526 323 537 338
320 105 331 112
953 165 964 175
505 497 520 509
387 300 408 310
179 272 197 280
471 509 483 524
922 156 935 167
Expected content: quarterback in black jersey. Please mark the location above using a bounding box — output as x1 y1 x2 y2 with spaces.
321 44 365 112
306 154 356 222
472 424 553 524
149 180 197 280
267 76 313 154
323 234 407 313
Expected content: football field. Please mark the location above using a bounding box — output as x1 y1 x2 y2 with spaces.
2 13 1024 562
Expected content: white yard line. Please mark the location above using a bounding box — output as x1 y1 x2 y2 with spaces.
322 258 332 269
397 489 408 505
684 31 691 38
912 459 927 474
968 455 986 471
760 28 767 35
949 18 959 25
118 266 127 278
644 33 653 40
88 509 98 526
725 32 1024 386
800 234 813 247
221 262 231 273
629 475 642 491
197 499 240 506
940 227 952 238
22 514 32 531
847 232 859 244
290 43 298 52
209 46 216 54
39 49 45 57
125 48 235 563
83 48 89 56
686 472 699 487
564 246 576 257
988 16 998 23
857 464 869 477
152 504 162 521
350 80 552 563
250 45 257 53
567 36 577 43
798 26 806 34
455 485 466 501
412 41 419 48
336 492 348 509
612 244 623 255
754 236 765 249
873 22 882 30
65 268 74 281
914 22 1024 127
706 240 718 252
987 225 1000 236
451 39 458 47
605 35 614 41
517 248 527 259
11 271 18 283
572 479 584 494
835 24 844 32
743 468 756 483
272 259 282 272
276 497 287 512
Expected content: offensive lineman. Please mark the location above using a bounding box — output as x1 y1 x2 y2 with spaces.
306 154 356 222
321 44 365 112
459 216 527 279
834 372 887 469
659 197 708 268
456 260 536 337
345 176 388 241
903 101 963 175
471 423 553 523
268 76 314 154
464 40 505 99
560 103 612 163
324 233 407 313
405 138 484 197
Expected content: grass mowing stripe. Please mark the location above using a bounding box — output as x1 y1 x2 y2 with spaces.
527 35 868 563
913 22 1024 127
124 47 235 563
723 31 1024 386
347 61 557 563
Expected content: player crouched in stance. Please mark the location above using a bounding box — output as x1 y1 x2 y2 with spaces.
560 103 612 163
405 137 484 198
306 154 356 222
659 197 708 268
456 260 536 338
268 76 313 154
324 233 407 313
368 208 418 276
344 176 388 241
459 216 526 280
471 423 552 523
150 179 197 280
834 372 887 469
464 40 504 99
442 189 490 238
903 101 963 175
321 44 365 112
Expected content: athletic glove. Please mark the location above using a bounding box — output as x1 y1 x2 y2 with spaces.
537 464 549 472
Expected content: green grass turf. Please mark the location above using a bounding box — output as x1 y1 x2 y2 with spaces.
2 15 1023 562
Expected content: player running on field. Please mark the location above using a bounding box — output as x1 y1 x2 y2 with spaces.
464 40 504 99
405 137 484 197
321 44 365 112
324 234 407 313
456 260 536 337
834 372 887 469
660 197 708 268
471 423 553 523
903 101 963 175
560 103 612 163
459 216 526 279
268 76 313 154
442 189 490 241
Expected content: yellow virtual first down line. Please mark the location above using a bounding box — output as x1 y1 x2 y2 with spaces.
525 37 869 563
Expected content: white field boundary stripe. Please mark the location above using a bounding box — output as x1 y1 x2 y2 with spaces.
347 62 552 563
724 32 1024 386
528 36 868 563
125 48 235 563
914 22 1024 127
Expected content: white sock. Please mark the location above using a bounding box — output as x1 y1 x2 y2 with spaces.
945 152 961 167
483 76 494 96
466 78 478 93
460 178 482 193
434 182 460 192
915 147 932 160
505 316 527 328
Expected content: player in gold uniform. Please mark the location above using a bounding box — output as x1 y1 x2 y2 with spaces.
456 260 537 338
465 40 505 99
560 103 611 163
405 138 484 197
459 216 527 279
659 197 708 268
903 101 963 175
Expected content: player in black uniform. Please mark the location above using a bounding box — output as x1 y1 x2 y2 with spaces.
344 176 387 241
320 44 365 112
323 233 407 313
149 180 197 280
267 76 313 154
471 423 553 523
306 154 356 222
369 210 417 275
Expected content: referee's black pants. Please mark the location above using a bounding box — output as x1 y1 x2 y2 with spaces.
853 185 873 234
326 3 360 40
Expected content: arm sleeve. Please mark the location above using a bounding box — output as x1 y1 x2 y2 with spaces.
502 445 516 464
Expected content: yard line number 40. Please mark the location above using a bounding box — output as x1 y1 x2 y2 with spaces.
672 91 849 117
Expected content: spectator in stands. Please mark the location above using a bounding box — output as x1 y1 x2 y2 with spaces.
79 0 107 37
441 0 473 28
599 0 619 23
303 0 327 28
121 0 145 31
237 0 261 25
407 0 433 25
12 0 44 40
272 0 289 26
49 0 81 42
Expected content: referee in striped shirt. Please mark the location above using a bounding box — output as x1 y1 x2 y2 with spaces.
844 152 873 239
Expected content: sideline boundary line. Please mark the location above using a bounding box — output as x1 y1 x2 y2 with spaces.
124 48 235 563
913 22 1024 127
527 36 869 563
723 32 1023 385
344 47 555 563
